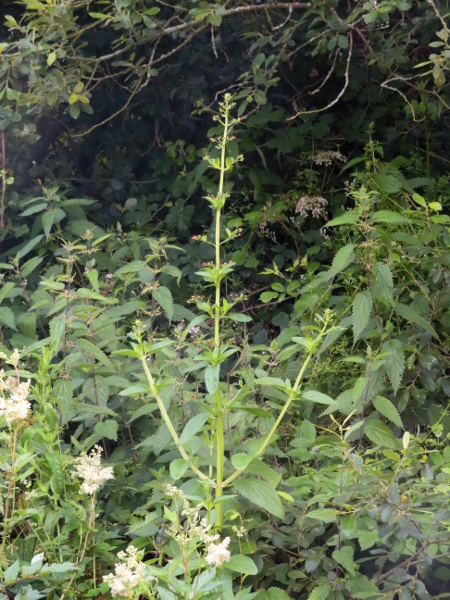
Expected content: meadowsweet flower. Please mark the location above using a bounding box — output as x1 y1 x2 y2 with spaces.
73 445 114 495
0 370 31 426
205 537 231 567
104 545 155 598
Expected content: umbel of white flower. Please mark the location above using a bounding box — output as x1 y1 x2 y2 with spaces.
104 545 156 598
0 369 31 426
72 445 114 494
205 537 231 567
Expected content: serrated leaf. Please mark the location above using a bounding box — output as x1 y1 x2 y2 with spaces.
94 419 118 441
153 286 173 321
346 574 379 598
308 584 332 600
20 256 43 278
394 302 438 338
170 458 190 479
119 384 148 396
235 478 284 519
46 452 65 497
17 312 36 339
54 378 72 425
115 260 147 275
332 546 355 575
226 555 258 575
0 306 16 330
47 562 77 573
50 316 66 347
373 395 403 428
357 530 379 550
4 560 19 583
326 210 360 227
352 291 373 342
178 412 209 446
371 262 393 305
365 419 397 448
370 210 410 224
371 174 403 194
329 243 355 277
16 235 44 260
381 339 405 392
78 338 113 369
77 288 118 305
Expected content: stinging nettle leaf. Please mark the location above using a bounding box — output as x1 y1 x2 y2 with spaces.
352 291 373 342
178 412 209 446
153 286 174 322
381 339 405 393
329 243 356 277
373 395 403 428
365 419 397 448
235 478 284 519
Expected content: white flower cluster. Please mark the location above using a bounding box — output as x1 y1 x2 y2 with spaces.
295 194 328 219
313 150 347 167
0 368 31 426
205 537 231 567
104 545 156 598
72 445 114 494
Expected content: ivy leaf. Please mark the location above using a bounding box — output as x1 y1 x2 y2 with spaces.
153 286 174 322
381 339 405 392
352 291 373 342
332 546 355 575
371 262 393 305
235 478 284 519
365 419 397 448
373 395 403 428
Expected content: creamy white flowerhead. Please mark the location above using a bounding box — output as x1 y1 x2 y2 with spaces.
205 536 231 567
0 369 31 426
73 445 114 494
104 545 155 598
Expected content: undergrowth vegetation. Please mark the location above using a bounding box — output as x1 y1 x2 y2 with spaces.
0 1 449 599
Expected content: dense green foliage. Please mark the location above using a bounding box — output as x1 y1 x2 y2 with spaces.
0 1 449 599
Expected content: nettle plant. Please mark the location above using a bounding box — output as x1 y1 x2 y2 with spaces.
120 96 339 598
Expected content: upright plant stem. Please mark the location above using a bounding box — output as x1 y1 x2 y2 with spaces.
214 109 229 529
0 426 18 562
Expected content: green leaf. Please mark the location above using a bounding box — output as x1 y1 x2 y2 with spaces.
94 419 118 441
329 243 355 277
228 312 252 322
16 235 44 260
346 574 379 598
352 291 373 341
20 202 47 216
20 256 43 278
17 312 36 339
209 12 222 26
254 90 267 105
50 315 66 346
46 452 65 497
255 588 291 600
115 260 147 275
54 378 72 424
381 339 405 392
226 555 258 575
373 395 403 428
332 546 355 575
47 562 77 573
178 412 209 446
78 338 113 369
326 210 360 227
365 419 397 448
0 306 16 330
204 364 220 395
119 384 148 396
235 478 284 519
4 560 19 583
370 210 410 224
371 174 402 194
308 584 332 600
371 262 393 305
153 286 174 321
170 458 190 479
301 390 336 406
394 302 438 338
77 288 118 305
231 453 252 471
